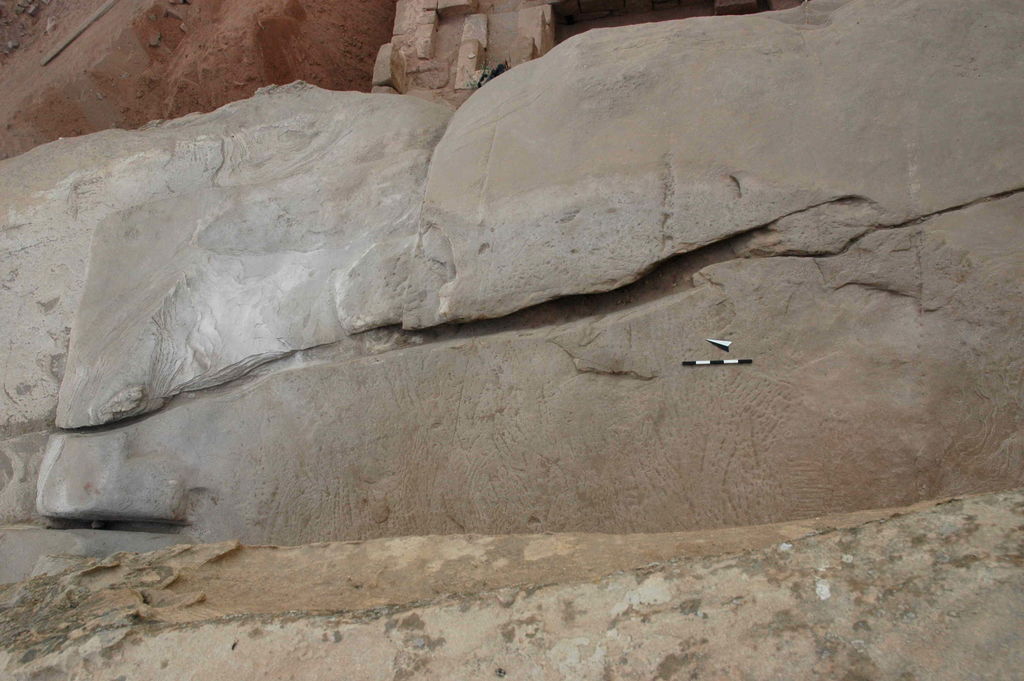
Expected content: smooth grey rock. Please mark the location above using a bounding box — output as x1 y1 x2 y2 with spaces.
0 526 191 585
403 0 1024 326
36 193 1024 544
43 84 450 428
2 83 450 432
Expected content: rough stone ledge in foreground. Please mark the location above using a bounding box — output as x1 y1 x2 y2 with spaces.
1 489 1022 679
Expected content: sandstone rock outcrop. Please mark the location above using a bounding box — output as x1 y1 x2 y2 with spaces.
2 490 1021 679
407 0 1024 326
1 0 1022 672
0 83 451 430
15 0 1022 546
0 0 1020 554
37 190 1024 543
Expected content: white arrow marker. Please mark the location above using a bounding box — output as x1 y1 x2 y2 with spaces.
706 338 732 352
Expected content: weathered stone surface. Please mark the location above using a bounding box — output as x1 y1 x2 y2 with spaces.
372 41 411 92
2 490 1021 679
455 38 485 89
461 12 487 47
437 0 478 17
414 19 437 59
37 192 1024 544
0 148 94 439
405 0 1024 327
0 501 928 623
0 526 191 585
518 3 554 57
0 432 46 525
18 84 447 428
7 0 1023 555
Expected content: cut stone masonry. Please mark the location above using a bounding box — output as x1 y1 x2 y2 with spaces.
377 0 791 107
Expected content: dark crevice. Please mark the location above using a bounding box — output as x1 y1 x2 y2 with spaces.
830 281 919 299
883 185 1024 230
43 516 188 534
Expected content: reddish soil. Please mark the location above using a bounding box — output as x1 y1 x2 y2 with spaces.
0 0 397 160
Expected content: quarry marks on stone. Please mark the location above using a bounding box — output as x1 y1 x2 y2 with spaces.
404 0 1024 327
36 193 1024 544
2 490 1021 680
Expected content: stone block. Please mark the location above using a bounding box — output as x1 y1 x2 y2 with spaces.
414 21 436 59
372 42 395 86
371 86 399 94
518 4 554 58
392 0 419 35
510 34 537 66
715 0 759 14
455 38 484 90
372 41 409 92
390 43 411 93
437 0 477 18
36 432 190 522
462 12 488 48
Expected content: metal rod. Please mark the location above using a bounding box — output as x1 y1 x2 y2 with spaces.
41 0 121 67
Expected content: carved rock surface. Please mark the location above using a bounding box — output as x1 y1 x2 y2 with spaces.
37 193 1024 544
2 491 1021 680
405 0 1024 326
0 83 452 430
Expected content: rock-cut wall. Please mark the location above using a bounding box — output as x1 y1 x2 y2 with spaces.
2 0 1023 545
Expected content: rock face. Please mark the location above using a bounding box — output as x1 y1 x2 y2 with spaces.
407 0 1024 326
38 191 1024 543
2 490 1021 679
5 0 1024 547
0 83 451 430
